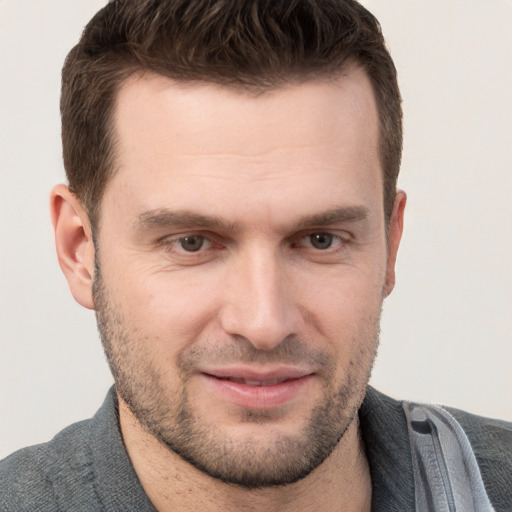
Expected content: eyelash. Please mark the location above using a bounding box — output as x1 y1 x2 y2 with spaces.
159 233 217 255
159 231 350 257
294 232 346 251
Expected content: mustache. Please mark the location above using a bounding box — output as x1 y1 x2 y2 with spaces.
178 334 335 375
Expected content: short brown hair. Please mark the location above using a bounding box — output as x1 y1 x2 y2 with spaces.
61 0 402 227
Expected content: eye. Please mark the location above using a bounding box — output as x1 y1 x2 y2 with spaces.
306 233 336 250
158 233 222 264
177 235 207 252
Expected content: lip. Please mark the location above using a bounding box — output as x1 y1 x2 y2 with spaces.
198 366 315 410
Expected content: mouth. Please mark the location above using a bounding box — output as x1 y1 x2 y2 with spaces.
198 367 315 409
208 376 293 387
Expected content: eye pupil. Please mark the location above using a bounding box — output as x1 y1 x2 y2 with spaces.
179 236 204 252
310 233 333 249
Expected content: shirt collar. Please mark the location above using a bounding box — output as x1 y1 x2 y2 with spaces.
359 386 415 511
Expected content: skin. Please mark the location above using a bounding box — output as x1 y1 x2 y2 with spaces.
51 65 405 511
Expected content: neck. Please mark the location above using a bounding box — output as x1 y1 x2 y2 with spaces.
118 398 372 512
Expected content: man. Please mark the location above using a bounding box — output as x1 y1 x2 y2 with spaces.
1 0 511 510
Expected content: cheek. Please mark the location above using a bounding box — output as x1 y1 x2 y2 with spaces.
118 267 223 343
299 261 386 324
297 264 384 368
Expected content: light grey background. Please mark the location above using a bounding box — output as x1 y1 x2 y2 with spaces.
1 0 511 459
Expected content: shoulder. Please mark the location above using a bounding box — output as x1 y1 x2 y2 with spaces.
447 405 512 454
0 418 93 511
0 388 153 512
361 387 512 511
445 406 512 510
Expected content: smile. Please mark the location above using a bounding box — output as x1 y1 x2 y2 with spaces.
199 367 315 409
217 377 290 386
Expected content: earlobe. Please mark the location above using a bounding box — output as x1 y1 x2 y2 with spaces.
384 190 406 297
50 184 95 310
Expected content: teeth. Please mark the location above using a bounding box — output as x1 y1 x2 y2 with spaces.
227 378 284 386
261 379 282 386
245 380 264 386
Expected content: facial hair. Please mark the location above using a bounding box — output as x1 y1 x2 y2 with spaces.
93 266 380 488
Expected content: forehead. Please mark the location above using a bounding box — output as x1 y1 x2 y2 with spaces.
103 69 381 229
113 68 379 159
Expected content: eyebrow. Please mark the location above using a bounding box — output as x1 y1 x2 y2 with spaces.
135 209 238 232
291 206 370 229
135 205 369 232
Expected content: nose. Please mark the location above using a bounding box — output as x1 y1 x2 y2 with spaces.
219 247 302 350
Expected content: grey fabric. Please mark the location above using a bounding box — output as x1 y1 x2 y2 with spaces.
359 387 416 510
0 389 156 511
358 390 512 512
1 386 511 511
448 407 512 512
403 402 495 511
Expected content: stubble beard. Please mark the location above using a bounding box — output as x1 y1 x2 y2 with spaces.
93 268 380 489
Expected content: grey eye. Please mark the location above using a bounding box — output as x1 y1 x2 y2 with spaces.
179 235 205 252
309 233 333 249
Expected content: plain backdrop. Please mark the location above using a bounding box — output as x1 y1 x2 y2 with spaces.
1 0 511 460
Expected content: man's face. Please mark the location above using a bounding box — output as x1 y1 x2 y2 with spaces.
92 68 400 487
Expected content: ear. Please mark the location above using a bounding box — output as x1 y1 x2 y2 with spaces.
383 190 406 297
50 184 95 310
